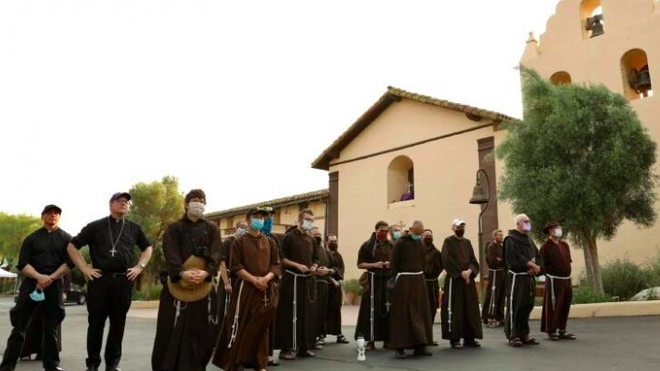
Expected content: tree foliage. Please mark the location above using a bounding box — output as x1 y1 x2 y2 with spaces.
497 67 657 294
127 176 185 297
0 212 42 269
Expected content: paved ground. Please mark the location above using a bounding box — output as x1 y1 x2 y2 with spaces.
1 297 659 371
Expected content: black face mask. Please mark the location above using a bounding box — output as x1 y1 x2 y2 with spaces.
314 236 323 245
455 230 465 238
424 237 433 245
328 242 338 251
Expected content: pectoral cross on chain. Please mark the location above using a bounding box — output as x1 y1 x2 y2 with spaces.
108 217 125 258
263 293 270 308
385 301 391 312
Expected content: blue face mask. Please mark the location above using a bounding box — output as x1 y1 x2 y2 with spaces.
262 217 273 234
250 218 265 231
410 234 421 241
30 289 45 302
392 231 402 240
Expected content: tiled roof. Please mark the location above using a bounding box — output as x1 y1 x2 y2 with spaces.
311 86 514 170
205 189 329 220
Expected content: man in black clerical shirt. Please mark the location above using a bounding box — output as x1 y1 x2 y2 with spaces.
67 192 153 371
0 205 72 371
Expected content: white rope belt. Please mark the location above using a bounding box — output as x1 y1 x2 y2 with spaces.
285 269 309 351
546 274 571 311
448 277 453 332
227 280 245 349
173 299 187 328
223 277 231 318
507 270 530 335
488 269 504 316
395 271 423 282
369 271 375 341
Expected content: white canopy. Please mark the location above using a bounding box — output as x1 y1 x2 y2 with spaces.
0 268 17 278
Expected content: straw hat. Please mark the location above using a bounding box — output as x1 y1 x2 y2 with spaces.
167 255 213 302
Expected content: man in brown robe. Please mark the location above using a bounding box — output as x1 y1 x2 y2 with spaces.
354 221 393 350
217 221 248 324
274 209 319 360
309 227 331 350
440 219 483 348
389 221 433 359
325 235 349 344
421 229 442 346
482 229 506 327
504 214 543 347
540 221 577 341
213 208 280 371
152 189 222 371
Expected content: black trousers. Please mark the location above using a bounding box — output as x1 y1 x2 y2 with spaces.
0 278 64 371
85 274 133 368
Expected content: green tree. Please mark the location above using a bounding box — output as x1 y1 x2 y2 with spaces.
0 213 42 269
497 68 657 295
128 176 184 299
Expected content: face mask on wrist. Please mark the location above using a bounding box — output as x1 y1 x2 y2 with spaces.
30 289 45 302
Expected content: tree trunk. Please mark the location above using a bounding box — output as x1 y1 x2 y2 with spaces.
587 234 605 296
582 241 594 285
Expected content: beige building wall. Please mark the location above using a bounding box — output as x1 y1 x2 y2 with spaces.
329 100 510 280
521 0 660 277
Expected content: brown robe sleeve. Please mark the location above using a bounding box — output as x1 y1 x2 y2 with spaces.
163 223 184 282
466 240 480 278
441 237 462 279
268 237 281 278
204 223 222 280
332 252 345 280
390 239 403 275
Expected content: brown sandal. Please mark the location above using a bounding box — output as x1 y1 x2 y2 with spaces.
509 338 523 347
523 338 540 345
549 333 560 341
559 332 577 340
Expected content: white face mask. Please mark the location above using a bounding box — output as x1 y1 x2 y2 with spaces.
187 201 206 218
302 219 314 231
553 228 563 238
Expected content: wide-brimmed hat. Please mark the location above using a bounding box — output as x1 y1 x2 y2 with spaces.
167 256 213 302
543 221 561 235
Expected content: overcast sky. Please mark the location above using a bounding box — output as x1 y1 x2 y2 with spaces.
0 0 560 233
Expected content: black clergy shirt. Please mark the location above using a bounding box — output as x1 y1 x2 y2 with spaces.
71 216 151 273
17 227 73 275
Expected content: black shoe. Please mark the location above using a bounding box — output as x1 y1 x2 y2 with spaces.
44 368 66 371
464 340 481 348
414 346 432 356
106 366 121 371
336 335 350 344
394 349 407 359
431 341 439 346
450 341 463 349
268 359 279 367
85 367 98 371
297 350 315 358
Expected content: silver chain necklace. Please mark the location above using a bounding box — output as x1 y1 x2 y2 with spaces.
107 217 125 257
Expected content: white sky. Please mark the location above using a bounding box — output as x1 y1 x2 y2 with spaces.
0 0 560 233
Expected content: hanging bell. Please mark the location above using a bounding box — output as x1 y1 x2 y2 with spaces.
586 14 605 38
469 181 489 205
629 66 653 96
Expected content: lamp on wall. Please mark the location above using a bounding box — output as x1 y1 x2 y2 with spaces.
586 14 605 38
469 169 491 300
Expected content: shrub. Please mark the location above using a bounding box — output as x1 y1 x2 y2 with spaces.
601 257 652 301
572 284 611 304
343 279 363 296
646 250 660 287
133 284 162 301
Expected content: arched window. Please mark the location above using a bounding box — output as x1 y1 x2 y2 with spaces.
388 155 414 203
550 71 572 85
621 49 653 100
581 0 604 39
